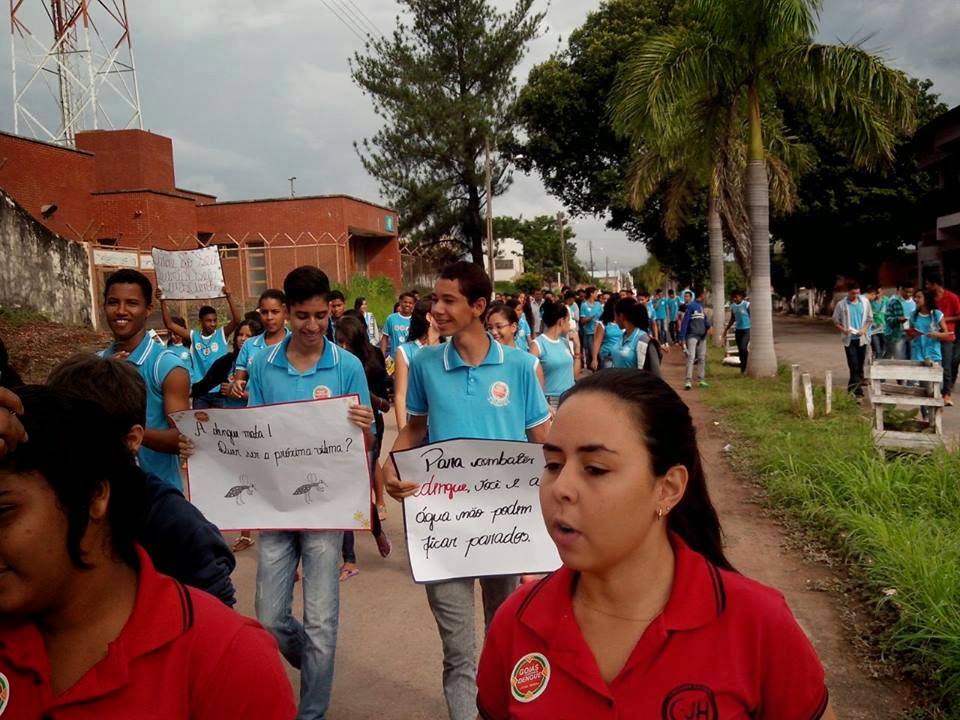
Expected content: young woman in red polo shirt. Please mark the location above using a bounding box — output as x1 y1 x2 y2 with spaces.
477 370 836 719
0 386 295 719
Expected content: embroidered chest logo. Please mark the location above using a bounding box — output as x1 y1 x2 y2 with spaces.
210 342 220 353
661 684 718 720
511 653 550 703
488 381 510 407
313 385 332 400
0 672 10 716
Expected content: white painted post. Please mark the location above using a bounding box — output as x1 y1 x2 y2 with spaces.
824 371 833 415
802 373 815 419
791 364 801 406
808 288 816 317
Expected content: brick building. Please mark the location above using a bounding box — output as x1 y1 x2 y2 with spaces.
0 128 401 305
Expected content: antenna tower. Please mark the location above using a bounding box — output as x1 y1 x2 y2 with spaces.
10 0 144 146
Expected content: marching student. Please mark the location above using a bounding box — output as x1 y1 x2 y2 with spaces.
100 269 190 490
0 385 295 719
228 288 290 402
157 285 242 408
384 261 550 720
530 301 576 412
678 289 712 390
884 283 914 361
354 296 381 345
590 294 623 370
192 318 261 410
246 265 374 720
666 288 680 344
46 354 238 607
477 370 834 720
393 299 442 430
908 289 952 421
613 299 662 378
579 287 602 367
653 288 669 343
325 289 347 342
381 291 416 361
831 281 872 398
505 298 532 352
486 302 544 388
723 289 751 375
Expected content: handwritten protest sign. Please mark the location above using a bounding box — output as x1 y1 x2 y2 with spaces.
170 396 370 531
391 439 561 583
152 246 225 300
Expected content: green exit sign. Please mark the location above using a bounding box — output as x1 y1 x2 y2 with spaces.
384 215 395 232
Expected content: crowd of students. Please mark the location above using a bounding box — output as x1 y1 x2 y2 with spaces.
0 262 835 720
834 273 960 406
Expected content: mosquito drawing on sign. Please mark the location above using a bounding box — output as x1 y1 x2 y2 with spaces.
293 473 327 504
225 475 256 505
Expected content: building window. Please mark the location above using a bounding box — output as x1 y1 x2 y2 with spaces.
495 258 514 270
246 241 267 295
197 232 213 246
218 245 240 260
97 237 118 246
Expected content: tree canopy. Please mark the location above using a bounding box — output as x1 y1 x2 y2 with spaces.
493 215 589 286
352 0 544 264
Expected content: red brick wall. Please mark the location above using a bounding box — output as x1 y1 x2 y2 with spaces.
0 132 95 239
88 191 199 249
76 130 176 192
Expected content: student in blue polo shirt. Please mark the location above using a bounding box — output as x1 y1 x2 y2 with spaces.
229 289 290 400
380 291 416 360
666 288 680 344
157 284 241 408
578 286 602 367
531 301 576 411
723 289 751 374
246 265 374 720
99 269 190 490
384 261 550 720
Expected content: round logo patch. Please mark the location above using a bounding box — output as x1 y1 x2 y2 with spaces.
313 385 331 400
0 672 10 716
510 653 550 703
210 342 220 353
488 381 510 407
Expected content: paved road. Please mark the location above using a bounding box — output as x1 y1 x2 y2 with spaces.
773 314 960 444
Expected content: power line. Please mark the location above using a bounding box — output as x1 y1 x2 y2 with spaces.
330 0 373 38
318 0 366 43
342 0 384 37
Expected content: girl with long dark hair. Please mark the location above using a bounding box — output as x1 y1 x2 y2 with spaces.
393 299 441 430
589 294 623 370
530 301 575 412
477 371 834 719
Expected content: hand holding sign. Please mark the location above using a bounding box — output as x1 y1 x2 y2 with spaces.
391 439 561 583
152 246 226 300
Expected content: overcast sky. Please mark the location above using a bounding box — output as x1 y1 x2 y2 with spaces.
3 1 958 272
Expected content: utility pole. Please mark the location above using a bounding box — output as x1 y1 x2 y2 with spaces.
557 211 569 287
589 240 595 279
288 176 297 198
605 255 609 284
485 138 495 289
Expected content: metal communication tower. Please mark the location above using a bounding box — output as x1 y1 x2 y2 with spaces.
10 0 143 146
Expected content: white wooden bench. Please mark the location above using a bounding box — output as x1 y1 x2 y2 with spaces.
722 334 741 366
868 360 944 452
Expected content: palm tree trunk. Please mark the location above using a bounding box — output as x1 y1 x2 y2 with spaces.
708 190 725 347
746 86 777 377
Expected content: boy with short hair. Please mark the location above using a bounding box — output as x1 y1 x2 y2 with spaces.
384 261 550 720
47 354 237 606
325 289 347 341
99 269 191 490
653 288 668 342
723 289 751 374
248 265 375 720
157 285 241 408
381 291 415 360
679 289 711 389
666 288 680 344
579 286 602 368
884 284 914 360
832 281 872 397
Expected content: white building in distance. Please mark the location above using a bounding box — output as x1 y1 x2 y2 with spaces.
482 236 525 283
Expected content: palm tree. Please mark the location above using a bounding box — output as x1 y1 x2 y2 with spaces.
612 92 812 347
612 0 916 376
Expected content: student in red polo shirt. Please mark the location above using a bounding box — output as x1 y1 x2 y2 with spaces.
477 370 836 720
0 386 295 719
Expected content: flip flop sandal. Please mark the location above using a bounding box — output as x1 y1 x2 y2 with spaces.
339 567 360 582
232 535 255 552
378 504 388 521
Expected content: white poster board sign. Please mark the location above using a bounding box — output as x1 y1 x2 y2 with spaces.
391 439 561 583
170 396 370 531
152 246 225 300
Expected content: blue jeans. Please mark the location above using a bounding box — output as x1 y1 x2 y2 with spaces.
582 333 595 366
735 329 750 374
256 530 343 720
844 342 867 396
884 337 907 360
657 319 667 342
192 393 226 409
941 340 955 396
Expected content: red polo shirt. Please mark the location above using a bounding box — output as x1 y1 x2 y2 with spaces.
477 536 828 719
0 546 295 720
936 289 960 335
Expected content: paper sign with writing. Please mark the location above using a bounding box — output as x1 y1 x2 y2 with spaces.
391 439 561 583
152 246 225 300
170 396 370 531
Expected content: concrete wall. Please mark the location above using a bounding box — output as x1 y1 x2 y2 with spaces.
0 190 94 326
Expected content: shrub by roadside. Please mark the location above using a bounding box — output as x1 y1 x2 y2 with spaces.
701 355 960 716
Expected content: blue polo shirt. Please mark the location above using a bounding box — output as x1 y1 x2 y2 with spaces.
731 300 751 330
654 298 667 321
406 336 550 441
534 335 575 399
666 296 679 321
383 312 412 359
613 327 651 369
100 333 188 489
246 335 370 408
189 328 229 383
579 301 602 336
235 328 291 373
517 316 532 352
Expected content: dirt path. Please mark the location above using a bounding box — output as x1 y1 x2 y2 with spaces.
660 347 914 717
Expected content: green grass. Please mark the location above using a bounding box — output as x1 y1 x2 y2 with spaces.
0 306 49 325
332 274 400 324
702 352 960 714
